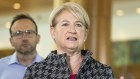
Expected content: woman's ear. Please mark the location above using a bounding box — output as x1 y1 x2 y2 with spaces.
84 29 88 42
50 26 55 40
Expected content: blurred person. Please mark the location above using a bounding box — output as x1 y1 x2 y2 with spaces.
120 76 125 79
24 2 114 79
0 14 43 79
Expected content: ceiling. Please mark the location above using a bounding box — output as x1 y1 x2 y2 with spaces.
0 0 53 15
0 0 53 29
0 0 140 52
0 0 140 41
112 0 140 41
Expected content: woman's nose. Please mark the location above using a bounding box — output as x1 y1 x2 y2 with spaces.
68 26 77 34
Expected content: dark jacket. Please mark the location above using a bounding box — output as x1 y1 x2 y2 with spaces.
24 50 114 79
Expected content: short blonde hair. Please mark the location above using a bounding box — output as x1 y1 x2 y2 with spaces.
49 2 90 29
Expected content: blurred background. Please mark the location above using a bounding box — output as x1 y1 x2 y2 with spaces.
0 0 140 79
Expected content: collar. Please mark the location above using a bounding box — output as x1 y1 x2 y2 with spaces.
46 50 92 60
8 52 43 65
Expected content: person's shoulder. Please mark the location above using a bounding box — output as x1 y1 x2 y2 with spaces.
0 55 11 64
89 58 114 75
0 55 11 70
90 57 112 69
83 50 112 69
27 59 46 70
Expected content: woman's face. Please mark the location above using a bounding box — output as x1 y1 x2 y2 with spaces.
51 10 88 53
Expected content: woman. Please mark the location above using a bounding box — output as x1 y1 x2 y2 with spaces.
24 2 114 79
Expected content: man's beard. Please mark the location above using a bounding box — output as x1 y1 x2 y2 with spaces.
16 46 36 55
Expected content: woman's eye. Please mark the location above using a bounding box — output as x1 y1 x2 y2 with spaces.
76 24 82 27
62 23 69 26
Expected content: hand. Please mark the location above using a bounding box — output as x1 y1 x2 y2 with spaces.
120 76 124 79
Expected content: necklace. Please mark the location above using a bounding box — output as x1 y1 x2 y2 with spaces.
70 55 83 74
71 60 82 74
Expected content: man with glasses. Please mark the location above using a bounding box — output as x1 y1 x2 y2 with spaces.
0 14 43 79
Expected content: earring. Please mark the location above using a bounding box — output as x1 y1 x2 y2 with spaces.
84 40 85 42
84 44 86 50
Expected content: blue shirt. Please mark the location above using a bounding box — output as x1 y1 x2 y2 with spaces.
0 52 43 79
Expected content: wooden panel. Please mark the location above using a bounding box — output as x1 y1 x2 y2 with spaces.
113 65 140 79
0 49 14 58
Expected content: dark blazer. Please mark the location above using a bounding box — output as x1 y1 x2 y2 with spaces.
24 50 114 79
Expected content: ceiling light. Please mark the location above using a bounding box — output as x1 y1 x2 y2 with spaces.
13 3 21 10
116 10 124 16
136 8 140 14
5 22 11 28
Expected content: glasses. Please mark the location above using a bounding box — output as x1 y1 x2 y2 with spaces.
11 30 37 38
